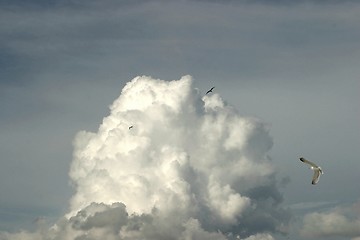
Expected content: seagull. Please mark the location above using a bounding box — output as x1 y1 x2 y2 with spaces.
299 157 323 185
128 125 133 130
206 87 215 95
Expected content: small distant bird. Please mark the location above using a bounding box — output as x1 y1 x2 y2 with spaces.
299 157 323 185
206 87 215 95
128 125 133 130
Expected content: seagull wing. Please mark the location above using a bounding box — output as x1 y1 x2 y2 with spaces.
311 169 321 185
300 157 319 168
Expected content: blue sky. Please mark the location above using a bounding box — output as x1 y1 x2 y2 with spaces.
0 0 359 239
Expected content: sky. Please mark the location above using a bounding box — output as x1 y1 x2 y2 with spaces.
0 0 359 239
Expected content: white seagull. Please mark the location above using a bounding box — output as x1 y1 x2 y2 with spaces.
299 157 324 185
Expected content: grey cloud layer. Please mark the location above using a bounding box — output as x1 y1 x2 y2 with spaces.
2 0 359 85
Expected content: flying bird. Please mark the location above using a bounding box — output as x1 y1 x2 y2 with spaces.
128 125 133 130
299 157 323 185
206 87 215 95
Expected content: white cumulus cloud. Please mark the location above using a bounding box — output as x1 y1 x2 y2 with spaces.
0 75 289 239
300 199 360 239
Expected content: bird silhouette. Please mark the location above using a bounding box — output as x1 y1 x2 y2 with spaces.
206 87 215 95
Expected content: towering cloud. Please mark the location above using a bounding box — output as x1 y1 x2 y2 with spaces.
0 76 290 240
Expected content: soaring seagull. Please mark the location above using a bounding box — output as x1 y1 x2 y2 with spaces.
206 87 215 95
299 157 323 185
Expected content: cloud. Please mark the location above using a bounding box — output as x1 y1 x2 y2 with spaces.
300 199 360 238
189 0 359 5
243 233 274 240
0 76 289 239
290 200 338 211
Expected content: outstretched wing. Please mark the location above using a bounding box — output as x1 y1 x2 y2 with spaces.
311 169 321 185
206 87 214 94
300 157 319 168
